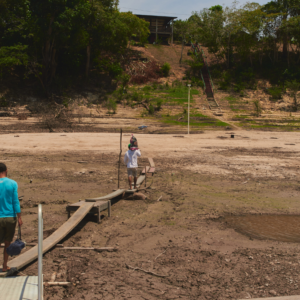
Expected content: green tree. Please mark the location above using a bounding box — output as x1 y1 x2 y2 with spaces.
286 80 300 111
174 20 191 64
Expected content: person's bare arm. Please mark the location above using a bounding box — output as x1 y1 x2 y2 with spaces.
17 213 23 226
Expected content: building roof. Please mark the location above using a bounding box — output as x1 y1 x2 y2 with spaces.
135 14 177 22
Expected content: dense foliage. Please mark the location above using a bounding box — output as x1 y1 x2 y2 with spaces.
174 0 300 90
0 0 149 95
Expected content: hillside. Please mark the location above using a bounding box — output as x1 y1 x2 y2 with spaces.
1 43 300 133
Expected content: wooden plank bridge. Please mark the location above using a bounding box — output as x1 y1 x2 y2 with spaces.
0 158 155 278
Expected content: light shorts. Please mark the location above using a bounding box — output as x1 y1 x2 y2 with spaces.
127 168 138 177
0 217 17 243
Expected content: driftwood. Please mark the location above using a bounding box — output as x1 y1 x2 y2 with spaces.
125 263 168 278
44 282 71 286
50 272 57 282
157 196 162 202
59 247 117 252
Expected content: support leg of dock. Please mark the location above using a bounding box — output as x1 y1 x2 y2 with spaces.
108 200 111 217
97 206 101 224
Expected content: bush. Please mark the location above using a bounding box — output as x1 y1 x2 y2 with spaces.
266 86 283 101
38 102 73 132
172 80 183 88
253 100 262 117
0 96 8 107
156 99 163 111
106 98 117 113
218 71 231 90
191 77 204 88
161 63 171 77
148 104 155 115
108 63 123 78
233 82 245 93
132 91 141 102
117 73 131 90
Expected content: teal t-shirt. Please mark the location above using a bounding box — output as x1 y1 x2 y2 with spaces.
0 177 21 218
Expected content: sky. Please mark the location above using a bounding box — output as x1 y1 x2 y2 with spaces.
119 0 271 19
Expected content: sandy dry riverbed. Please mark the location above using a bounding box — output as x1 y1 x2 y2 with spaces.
1 131 300 300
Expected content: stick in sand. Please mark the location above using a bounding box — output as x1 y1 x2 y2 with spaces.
125 263 168 278
118 128 123 189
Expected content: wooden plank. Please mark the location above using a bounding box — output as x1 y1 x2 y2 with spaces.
130 175 145 189
66 201 108 213
0 202 94 277
137 175 145 186
148 158 155 168
126 189 137 193
85 189 125 202
148 167 155 173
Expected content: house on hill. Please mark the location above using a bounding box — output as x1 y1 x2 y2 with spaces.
135 14 177 45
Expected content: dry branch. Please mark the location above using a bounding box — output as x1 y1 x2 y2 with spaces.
155 249 166 260
59 247 117 252
125 263 168 278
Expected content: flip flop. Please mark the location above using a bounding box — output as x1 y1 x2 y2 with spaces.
2 267 10 272
2 267 17 277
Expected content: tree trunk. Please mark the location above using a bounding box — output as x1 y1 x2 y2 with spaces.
41 17 56 96
179 36 184 64
282 13 288 60
86 45 91 77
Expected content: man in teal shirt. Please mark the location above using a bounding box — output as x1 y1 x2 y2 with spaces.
0 163 23 272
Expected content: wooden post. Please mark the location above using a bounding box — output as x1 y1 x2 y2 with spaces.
108 200 111 217
156 18 158 44
171 20 174 45
145 165 147 187
118 128 122 189
97 206 101 224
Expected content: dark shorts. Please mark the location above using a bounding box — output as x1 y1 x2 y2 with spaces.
0 217 17 243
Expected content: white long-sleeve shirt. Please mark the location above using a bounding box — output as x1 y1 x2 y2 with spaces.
124 149 141 168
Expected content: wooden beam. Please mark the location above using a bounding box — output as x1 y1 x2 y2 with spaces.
148 158 155 168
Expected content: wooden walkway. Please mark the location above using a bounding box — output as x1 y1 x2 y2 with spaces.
0 202 94 277
0 158 155 278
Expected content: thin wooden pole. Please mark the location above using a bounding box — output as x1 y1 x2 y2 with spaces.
171 20 174 45
187 84 191 135
145 165 147 187
108 200 111 217
118 129 122 189
156 18 158 43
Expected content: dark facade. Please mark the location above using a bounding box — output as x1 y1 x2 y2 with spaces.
135 14 177 45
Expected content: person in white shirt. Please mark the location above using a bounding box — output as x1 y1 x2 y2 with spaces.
124 141 141 190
